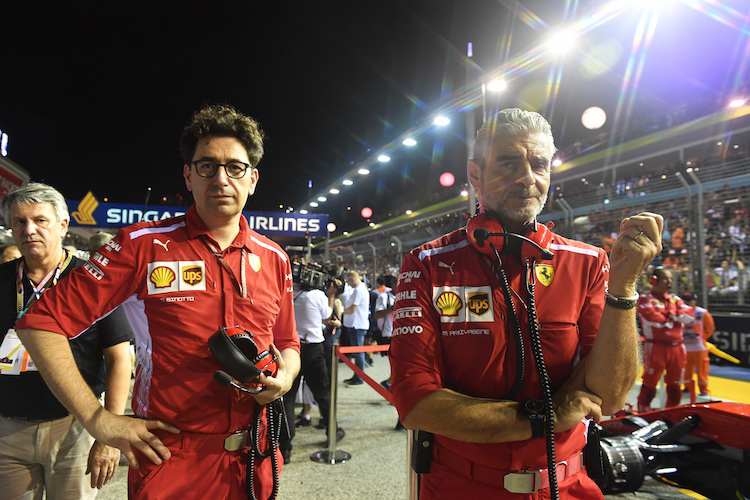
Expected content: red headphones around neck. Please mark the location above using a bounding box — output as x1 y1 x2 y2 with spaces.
466 211 554 262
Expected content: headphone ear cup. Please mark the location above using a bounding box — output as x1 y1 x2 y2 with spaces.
467 213 507 255
208 328 262 383
649 266 663 287
520 222 554 262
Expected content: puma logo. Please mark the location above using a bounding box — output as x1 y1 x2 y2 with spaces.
153 239 170 251
439 261 456 275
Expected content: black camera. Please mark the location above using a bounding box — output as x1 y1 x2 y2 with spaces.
290 260 340 291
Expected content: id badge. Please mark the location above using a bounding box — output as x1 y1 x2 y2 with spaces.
0 328 36 375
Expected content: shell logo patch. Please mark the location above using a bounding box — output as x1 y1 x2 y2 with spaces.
535 265 554 287
147 261 206 295
436 291 462 317
467 292 490 316
150 266 176 288
182 266 203 286
248 253 261 272
433 286 494 323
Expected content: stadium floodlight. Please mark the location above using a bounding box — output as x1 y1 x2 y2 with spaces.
329 188 340 194
546 27 577 55
377 155 391 162
342 179 353 185
358 168 370 175
310 202 319 207
317 196 327 202
486 79 507 93
433 116 451 126
300 209 308 214
402 138 417 146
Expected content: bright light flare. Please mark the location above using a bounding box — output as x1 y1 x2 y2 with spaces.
552 159 563 168
402 138 417 146
342 179 353 185
358 168 370 175
310 202 319 207
486 79 507 92
361 207 373 218
729 98 747 108
329 188 340 194
433 116 450 126
317 196 327 202
327 223 336 233
582 106 607 129
546 27 577 55
377 155 391 162
439 172 455 187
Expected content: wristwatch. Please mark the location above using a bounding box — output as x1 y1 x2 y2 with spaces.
523 398 547 438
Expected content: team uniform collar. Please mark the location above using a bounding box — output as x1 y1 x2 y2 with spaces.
184 204 251 252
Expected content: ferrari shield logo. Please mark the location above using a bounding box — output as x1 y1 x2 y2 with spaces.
535 265 554 287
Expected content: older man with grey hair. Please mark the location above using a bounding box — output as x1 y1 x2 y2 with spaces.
0 182 134 498
389 109 664 499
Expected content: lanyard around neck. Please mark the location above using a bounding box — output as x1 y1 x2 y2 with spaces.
16 249 73 320
203 239 248 298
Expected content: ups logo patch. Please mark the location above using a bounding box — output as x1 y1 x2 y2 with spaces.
467 292 490 316
182 266 203 286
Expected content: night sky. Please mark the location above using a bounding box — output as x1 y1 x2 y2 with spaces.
2 0 748 232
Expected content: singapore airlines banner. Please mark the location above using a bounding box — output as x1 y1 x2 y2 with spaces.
67 192 328 237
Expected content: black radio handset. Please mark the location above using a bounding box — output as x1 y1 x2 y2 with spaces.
524 257 560 500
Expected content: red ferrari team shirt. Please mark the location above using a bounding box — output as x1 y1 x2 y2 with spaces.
17 206 299 434
390 228 609 472
637 291 693 344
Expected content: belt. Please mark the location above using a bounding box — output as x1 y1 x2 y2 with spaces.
0 413 68 424
153 429 250 452
434 444 583 494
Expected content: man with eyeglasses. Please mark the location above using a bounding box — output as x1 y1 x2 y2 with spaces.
16 104 300 499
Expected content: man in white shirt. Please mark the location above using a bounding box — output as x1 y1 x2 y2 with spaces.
373 279 396 393
342 270 370 385
280 281 343 462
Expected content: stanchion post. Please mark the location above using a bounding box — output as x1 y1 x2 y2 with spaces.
406 430 420 499
311 343 351 464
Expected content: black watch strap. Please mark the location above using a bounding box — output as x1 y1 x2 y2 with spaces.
523 399 547 438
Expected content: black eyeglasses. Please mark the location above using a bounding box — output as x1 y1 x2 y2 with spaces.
192 160 251 179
